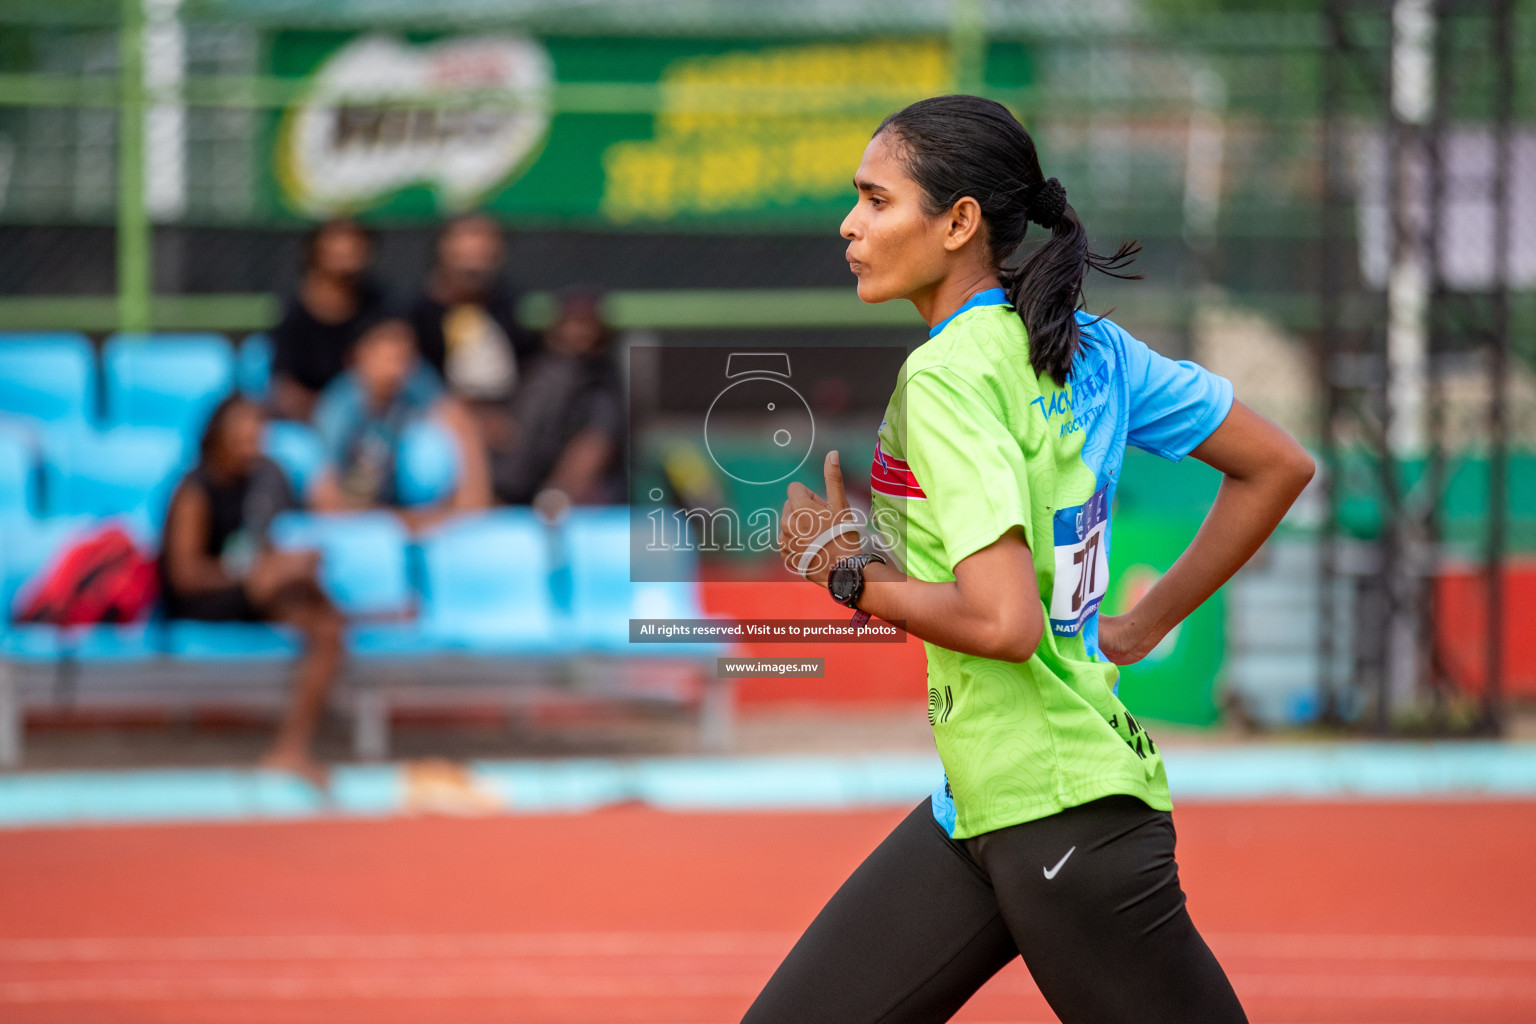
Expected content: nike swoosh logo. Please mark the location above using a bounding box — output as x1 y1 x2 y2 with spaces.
1043 846 1076 880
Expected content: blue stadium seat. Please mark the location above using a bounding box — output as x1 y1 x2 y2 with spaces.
0 424 37 521
563 506 724 654
263 420 325 498
165 621 300 660
103 333 235 435
397 418 461 507
0 333 96 428
0 514 290 664
270 511 412 618
419 509 564 653
0 515 161 661
41 426 187 522
0 516 88 659
237 333 272 399
0 516 88 618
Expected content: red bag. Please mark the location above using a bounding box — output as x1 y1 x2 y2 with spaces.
15 524 160 626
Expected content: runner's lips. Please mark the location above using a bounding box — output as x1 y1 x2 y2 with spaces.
846 255 865 274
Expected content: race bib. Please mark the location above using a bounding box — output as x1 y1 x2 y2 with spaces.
1049 484 1109 637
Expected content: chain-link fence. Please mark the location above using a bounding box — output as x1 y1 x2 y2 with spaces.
0 2 1365 338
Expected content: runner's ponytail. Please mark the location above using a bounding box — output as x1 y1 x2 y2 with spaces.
876 95 1141 386
1002 193 1141 387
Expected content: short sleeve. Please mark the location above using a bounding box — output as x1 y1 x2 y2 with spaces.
402 362 445 410
312 375 361 468
901 367 1033 571
579 383 625 440
244 458 296 543
267 298 303 378
1119 329 1234 462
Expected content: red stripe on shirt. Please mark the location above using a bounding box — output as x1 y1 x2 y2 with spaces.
871 438 927 500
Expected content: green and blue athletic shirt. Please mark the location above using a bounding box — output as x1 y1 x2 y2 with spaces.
866 288 1233 840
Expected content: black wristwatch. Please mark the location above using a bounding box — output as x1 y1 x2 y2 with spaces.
828 552 886 609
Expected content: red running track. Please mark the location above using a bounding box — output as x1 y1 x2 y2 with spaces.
0 800 1532 1023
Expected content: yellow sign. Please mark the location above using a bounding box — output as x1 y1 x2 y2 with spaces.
601 39 953 220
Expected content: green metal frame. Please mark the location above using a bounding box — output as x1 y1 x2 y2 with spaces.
116 0 149 333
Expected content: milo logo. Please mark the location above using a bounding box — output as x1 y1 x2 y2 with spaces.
276 34 554 216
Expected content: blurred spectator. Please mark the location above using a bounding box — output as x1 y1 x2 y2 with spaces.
268 218 386 422
309 314 491 530
409 213 539 409
160 395 342 784
490 288 626 507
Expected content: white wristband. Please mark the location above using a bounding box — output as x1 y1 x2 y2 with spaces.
794 521 865 577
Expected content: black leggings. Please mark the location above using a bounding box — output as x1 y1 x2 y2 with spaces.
742 794 1247 1024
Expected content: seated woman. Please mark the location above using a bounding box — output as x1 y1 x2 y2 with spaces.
160 395 344 785
308 313 491 531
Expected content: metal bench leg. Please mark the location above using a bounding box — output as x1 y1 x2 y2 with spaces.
353 680 389 761
0 662 20 768
699 669 734 753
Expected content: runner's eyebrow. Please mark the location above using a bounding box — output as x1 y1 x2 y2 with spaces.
854 178 887 193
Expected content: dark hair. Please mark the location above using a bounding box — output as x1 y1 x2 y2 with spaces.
301 217 373 272
434 211 504 258
198 393 257 464
352 311 415 350
875 95 1140 386
549 284 617 355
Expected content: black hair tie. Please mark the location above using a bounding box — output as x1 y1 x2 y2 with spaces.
1024 177 1067 229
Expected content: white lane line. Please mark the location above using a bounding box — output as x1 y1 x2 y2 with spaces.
0 931 798 962
1 969 1533 1005
1230 972 1536 1000
1 930 1532 963
1208 932 1536 961
0 973 770 1003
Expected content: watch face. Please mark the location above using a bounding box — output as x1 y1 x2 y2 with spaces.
829 565 855 603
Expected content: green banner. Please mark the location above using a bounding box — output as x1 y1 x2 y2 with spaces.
1107 518 1226 728
266 32 1032 224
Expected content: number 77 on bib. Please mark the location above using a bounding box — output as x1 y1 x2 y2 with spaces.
1049 483 1110 638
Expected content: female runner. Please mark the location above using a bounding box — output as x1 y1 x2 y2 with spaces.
757 94 1313 1024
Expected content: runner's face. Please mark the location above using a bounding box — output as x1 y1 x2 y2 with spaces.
841 132 951 305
